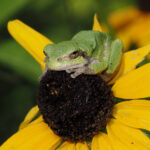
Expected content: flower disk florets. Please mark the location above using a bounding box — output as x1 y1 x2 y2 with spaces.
37 70 114 142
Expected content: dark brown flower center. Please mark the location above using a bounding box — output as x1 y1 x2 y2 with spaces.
138 0 150 12
37 70 114 142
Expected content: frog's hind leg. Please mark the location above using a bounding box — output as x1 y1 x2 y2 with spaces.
106 39 123 74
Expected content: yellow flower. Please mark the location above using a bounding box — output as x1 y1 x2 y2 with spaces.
1 14 150 150
109 6 150 51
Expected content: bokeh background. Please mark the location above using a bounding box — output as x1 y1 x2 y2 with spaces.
0 0 137 144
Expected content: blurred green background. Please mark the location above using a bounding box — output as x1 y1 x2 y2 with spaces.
0 0 136 144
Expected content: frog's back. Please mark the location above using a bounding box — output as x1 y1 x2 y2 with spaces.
72 30 98 56
72 30 111 58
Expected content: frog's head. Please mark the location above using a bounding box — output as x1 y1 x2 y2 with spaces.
44 41 94 77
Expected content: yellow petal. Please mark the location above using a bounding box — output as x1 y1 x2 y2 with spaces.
27 115 43 126
108 7 140 29
57 142 76 150
76 142 89 150
113 13 150 49
113 100 150 131
106 123 130 150
91 132 113 150
92 13 103 32
116 31 132 51
1 121 61 150
109 44 150 84
19 105 39 129
112 63 150 99
122 44 150 74
138 35 150 48
7 20 53 70
123 14 150 45
107 119 150 150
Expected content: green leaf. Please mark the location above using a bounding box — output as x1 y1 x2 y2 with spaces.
141 129 150 138
0 84 37 144
0 0 31 26
0 40 42 83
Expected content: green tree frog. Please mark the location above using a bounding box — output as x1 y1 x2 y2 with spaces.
44 30 123 81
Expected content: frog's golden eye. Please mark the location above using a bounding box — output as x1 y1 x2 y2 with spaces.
43 51 48 56
57 50 82 61
69 51 81 59
69 50 87 59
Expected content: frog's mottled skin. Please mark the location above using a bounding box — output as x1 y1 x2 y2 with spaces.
44 30 123 80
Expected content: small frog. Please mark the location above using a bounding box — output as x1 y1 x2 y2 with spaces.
44 30 123 81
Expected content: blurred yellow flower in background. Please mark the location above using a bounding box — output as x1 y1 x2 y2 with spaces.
1 14 150 150
109 6 150 51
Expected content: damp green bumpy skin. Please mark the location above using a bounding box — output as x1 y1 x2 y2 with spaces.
44 30 123 80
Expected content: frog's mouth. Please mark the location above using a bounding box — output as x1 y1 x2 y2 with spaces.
56 50 99 78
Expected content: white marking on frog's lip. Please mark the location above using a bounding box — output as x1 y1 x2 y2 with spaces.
55 56 100 78
56 61 88 71
56 56 100 71
51 55 100 78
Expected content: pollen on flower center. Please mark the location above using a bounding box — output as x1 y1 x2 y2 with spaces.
37 70 114 142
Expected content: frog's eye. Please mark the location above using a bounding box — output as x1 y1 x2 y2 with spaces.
43 51 48 56
69 50 86 59
57 50 86 62
69 51 81 59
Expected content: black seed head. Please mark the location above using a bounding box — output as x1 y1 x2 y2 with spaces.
37 70 114 142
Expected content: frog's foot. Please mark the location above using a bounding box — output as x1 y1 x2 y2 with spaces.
66 67 85 78
70 67 87 78
66 65 95 78
66 69 74 73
